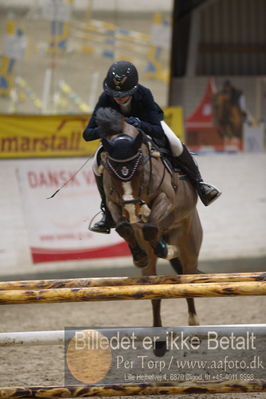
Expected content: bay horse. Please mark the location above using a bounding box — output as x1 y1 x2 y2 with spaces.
212 92 244 140
96 107 203 327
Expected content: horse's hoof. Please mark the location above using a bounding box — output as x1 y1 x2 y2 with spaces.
154 340 167 357
134 257 148 268
196 269 205 274
188 314 200 326
116 220 131 237
130 246 148 268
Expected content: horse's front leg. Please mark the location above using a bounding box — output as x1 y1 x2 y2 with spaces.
142 192 178 260
141 257 168 356
116 219 148 268
140 256 162 327
107 201 148 268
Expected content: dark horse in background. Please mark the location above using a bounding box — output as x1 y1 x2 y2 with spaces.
212 92 245 142
96 107 203 327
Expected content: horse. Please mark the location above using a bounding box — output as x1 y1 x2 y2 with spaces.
96 107 203 327
212 92 244 140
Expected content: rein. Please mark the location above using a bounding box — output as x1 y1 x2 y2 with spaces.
142 136 166 200
150 158 166 199
145 138 153 196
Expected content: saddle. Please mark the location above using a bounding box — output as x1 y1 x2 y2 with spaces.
143 133 186 178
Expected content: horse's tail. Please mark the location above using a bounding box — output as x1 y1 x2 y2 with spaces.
96 107 124 138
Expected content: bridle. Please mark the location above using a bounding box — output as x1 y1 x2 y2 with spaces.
101 136 166 214
106 150 144 182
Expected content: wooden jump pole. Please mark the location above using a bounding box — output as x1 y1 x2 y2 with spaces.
0 380 265 397
0 281 265 305
0 271 265 291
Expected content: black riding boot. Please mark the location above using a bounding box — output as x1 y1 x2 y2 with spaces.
90 174 115 234
174 145 221 206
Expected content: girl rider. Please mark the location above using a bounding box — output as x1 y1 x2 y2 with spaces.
83 61 221 234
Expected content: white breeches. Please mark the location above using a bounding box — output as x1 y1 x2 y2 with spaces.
92 146 103 176
160 121 183 157
92 121 184 176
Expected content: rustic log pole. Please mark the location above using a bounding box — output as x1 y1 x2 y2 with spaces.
0 271 265 291
0 281 265 305
0 380 265 397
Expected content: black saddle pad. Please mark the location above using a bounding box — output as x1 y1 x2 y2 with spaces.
162 157 186 176
145 136 184 176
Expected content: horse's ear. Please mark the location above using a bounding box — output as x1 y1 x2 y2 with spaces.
132 132 143 152
101 137 114 153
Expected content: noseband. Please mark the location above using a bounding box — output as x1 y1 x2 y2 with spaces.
106 150 143 182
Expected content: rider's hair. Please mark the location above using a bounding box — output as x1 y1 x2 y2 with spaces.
96 107 124 138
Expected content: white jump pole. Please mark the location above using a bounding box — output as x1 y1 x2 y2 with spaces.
41 68 52 114
1 325 265 347
88 70 99 111
0 330 64 346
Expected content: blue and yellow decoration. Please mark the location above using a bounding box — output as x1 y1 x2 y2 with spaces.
0 16 16 96
146 13 170 83
47 0 73 53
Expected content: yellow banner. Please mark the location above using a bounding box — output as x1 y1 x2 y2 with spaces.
0 114 96 158
0 107 183 158
164 106 184 141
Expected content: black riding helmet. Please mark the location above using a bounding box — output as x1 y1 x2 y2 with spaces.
103 60 138 98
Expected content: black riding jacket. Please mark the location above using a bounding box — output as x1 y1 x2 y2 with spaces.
223 87 243 106
82 84 166 147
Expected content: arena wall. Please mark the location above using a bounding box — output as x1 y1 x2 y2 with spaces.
0 0 173 13
0 153 265 278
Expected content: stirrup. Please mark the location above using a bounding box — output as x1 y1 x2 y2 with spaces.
90 223 111 234
89 211 112 234
197 182 222 206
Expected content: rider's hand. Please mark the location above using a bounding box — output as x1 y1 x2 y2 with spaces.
126 116 141 128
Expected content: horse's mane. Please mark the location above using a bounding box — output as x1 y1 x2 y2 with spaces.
96 107 124 138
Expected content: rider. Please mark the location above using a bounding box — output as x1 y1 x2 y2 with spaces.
221 80 247 119
83 60 221 233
